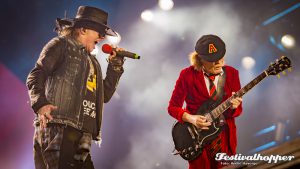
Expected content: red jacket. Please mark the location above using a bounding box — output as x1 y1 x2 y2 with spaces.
168 65 242 155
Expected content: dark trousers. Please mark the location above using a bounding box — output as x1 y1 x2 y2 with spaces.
33 124 95 169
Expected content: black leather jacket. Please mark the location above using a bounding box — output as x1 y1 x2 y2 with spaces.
26 36 123 140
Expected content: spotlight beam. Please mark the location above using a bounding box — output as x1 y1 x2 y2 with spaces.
262 2 300 26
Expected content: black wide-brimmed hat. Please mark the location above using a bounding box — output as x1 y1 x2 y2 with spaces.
56 6 117 36
195 34 226 62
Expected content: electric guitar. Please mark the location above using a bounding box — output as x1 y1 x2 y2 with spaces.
171 56 292 161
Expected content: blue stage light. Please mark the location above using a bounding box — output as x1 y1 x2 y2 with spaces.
262 3 300 26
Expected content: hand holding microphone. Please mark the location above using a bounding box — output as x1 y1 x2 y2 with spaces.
102 44 141 59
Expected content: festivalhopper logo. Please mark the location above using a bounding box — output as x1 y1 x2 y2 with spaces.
215 153 295 165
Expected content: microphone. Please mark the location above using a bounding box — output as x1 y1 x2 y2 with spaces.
102 44 141 59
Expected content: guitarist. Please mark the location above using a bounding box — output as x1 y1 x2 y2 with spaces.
168 34 243 169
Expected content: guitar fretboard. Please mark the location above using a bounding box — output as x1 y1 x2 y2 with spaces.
210 71 268 119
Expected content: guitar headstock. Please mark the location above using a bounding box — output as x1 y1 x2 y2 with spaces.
267 56 292 76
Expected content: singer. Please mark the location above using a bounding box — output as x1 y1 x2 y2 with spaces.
27 6 126 169
168 34 242 169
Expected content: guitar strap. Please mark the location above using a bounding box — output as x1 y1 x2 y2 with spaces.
213 67 226 122
215 67 226 103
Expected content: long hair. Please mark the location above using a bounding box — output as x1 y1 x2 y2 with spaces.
56 26 80 38
189 51 203 71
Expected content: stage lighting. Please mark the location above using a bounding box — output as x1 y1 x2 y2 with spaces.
281 34 295 49
158 0 174 11
106 32 122 45
250 120 291 154
141 10 154 22
242 56 256 70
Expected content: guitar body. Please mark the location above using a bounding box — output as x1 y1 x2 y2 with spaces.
172 99 224 161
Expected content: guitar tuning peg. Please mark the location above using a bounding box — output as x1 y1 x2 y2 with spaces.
277 74 281 79
288 68 292 72
282 71 286 75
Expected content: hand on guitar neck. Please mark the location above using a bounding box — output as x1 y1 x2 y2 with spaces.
230 92 243 109
182 112 211 130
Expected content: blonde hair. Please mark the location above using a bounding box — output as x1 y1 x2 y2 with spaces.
57 26 80 38
189 51 203 71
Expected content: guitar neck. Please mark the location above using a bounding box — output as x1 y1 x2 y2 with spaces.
210 70 268 119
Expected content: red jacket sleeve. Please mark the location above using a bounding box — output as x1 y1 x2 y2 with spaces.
168 69 190 123
230 68 242 118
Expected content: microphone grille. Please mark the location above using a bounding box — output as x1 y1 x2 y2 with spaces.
102 44 113 54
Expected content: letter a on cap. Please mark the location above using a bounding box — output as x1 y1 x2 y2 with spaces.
208 44 217 53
